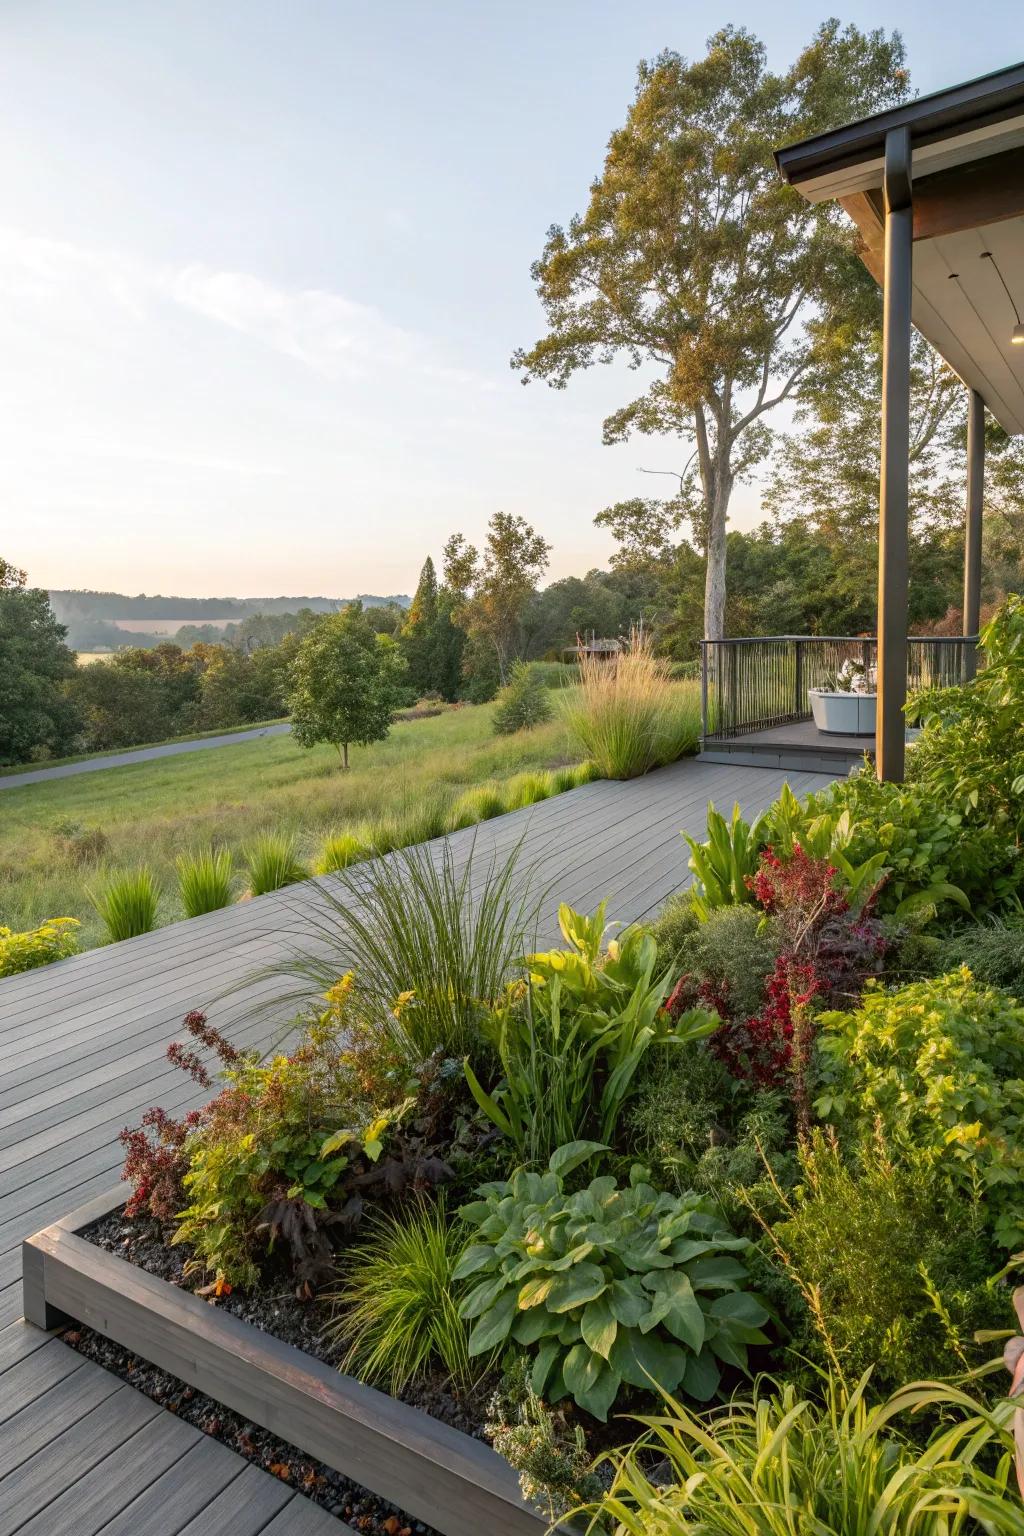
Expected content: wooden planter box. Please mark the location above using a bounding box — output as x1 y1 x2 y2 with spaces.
23 1187 549 1536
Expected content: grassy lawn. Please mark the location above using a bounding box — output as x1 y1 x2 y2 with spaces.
0 703 577 949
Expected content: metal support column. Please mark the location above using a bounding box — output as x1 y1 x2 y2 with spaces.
876 126 913 782
963 387 985 680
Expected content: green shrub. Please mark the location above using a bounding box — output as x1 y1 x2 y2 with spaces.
674 905 780 1022
0 916 80 976
629 1048 797 1230
252 838 539 1066
176 847 234 917
893 917 1024 991
908 594 1024 840
89 867 160 942
242 833 307 895
49 815 108 866
485 1360 602 1522
455 1142 765 1421
816 971 1024 1248
465 903 717 1162
315 830 371 875
492 662 554 736
450 784 507 829
504 771 553 810
766 773 1022 919
763 1129 1006 1391
563 634 699 779
324 1199 475 1393
644 890 699 960
580 1372 1024 1535
529 660 578 689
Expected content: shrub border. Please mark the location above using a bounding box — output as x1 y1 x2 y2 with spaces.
23 1186 548 1536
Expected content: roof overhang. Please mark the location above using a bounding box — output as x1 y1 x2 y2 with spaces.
775 62 1024 434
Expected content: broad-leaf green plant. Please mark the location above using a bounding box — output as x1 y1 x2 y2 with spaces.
0 916 80 975
464 902 718 1162
455 1142 765 1421
684 802 767 920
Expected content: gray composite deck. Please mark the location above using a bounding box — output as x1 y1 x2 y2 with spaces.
0 757 835 1534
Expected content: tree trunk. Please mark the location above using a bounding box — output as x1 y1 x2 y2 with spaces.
702 473 733 641
338 742 349 769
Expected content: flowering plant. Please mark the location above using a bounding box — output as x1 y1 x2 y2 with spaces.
826 657 876 694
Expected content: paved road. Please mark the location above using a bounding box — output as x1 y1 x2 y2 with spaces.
0 723 292 792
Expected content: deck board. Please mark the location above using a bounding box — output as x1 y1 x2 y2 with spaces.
0 757 835 1532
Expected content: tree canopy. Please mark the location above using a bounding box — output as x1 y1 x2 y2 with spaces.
0 559 80 765
289 603 406 768
513 22 908 640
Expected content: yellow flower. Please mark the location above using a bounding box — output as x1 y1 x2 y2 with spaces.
392 988 416 1019
323 972 355 1011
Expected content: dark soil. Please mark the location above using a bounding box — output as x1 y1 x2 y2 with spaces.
64 1208 500 1535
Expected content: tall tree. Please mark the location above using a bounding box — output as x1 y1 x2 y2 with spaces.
0 558 80 764
401 557 440 695
443 512 551 683
513 23 907 639
289 604 405 769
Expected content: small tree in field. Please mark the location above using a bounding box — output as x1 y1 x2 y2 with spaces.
290 605 406 769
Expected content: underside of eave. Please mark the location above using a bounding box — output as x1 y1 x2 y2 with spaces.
837 192 1024 435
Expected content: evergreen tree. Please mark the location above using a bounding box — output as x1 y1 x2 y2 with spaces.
402 557 440 695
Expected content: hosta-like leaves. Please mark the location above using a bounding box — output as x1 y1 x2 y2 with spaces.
611 1327 687 1393
468 1288 518 1355
457 1145 763 1417
546 1263 608 1313
580 1293 618 1359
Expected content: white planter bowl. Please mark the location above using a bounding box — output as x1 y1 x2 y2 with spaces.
809 688 877 736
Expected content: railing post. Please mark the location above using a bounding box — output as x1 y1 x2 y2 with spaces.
700 641 709 743
793 639 803 720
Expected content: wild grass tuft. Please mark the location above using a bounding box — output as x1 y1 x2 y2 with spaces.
315 830 371 875
246 836 540 1065
449 784 508 829
89 866 161 942
242 833 307 896
323 1199 477 1393
550 760 599 793
562 630 700 779
504 771 554 810
176 847 234 917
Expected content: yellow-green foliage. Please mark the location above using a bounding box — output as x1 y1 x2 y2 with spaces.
0 916 80 976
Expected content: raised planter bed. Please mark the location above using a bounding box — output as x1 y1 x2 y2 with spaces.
23 1186 549 1536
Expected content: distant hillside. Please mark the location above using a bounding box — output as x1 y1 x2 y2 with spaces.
49 590 410 652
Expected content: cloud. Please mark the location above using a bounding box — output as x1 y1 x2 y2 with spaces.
0 225 483 387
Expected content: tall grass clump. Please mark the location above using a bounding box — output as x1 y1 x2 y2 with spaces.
449 784 508 830
315 830 371 875
323 1200 476 1393
176 847 234 917
563 631 700 780
550 760 599 792
242 833 307 896
248 837 539 1064
581 1373 1024 1535
505 772 553 810
89 867 161 942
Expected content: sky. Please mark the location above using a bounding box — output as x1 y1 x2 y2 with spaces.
0 1 1017 599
